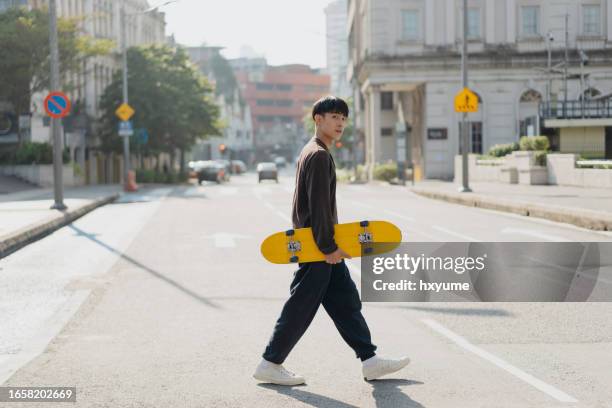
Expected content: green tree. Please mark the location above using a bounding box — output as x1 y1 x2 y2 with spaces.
98 45 221 168
0 7 112 127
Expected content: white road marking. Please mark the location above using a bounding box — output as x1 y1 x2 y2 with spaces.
432 225 479 242
202 233 251 248
383 210 415 222
421 318 578 403
501 228 569 242
275 210 292 223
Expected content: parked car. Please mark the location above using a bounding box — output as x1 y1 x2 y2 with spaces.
197 161 225 184
230 160 247 174
214 160 232 181
257 162 278 183
273 156 287 168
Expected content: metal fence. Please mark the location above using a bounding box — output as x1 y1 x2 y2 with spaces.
540 98 612 120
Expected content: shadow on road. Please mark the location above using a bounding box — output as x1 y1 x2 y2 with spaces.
368 378 425 408
258 383 359 408
68 224 222 309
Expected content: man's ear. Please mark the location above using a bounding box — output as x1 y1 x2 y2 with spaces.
314 113 322 126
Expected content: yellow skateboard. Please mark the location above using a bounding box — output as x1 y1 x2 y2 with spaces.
260 220 402 264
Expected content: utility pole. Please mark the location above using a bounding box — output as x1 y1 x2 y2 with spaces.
459 0 471 192
49 0 66 210
121 0 131 187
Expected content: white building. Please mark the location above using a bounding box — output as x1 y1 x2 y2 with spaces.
186 46 254 163
325 0 351 98
347 0 612 180
21 0 166 170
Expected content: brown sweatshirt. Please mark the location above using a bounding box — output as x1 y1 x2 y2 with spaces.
291 136 338 255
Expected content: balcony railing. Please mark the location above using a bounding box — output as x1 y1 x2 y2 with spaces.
540 98 612 120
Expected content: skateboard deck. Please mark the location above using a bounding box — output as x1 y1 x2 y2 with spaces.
260 220 402 264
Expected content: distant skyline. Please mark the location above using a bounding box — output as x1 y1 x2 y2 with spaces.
163 0 341 68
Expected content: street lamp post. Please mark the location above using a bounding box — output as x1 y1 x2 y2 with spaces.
459 0 471 193
49 0 67 210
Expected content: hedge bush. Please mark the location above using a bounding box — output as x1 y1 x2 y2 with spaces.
519 136 549 151
0 142 69 165
487 142 519 157
373 162 397 182
136 169 188 184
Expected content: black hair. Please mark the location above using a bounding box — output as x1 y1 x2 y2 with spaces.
312 96 349 120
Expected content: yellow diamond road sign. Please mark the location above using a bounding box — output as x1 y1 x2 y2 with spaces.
454 88 479 113
115 103 135 122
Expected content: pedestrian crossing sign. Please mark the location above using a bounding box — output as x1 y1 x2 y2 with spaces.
115 103 135 122
454 88 479 113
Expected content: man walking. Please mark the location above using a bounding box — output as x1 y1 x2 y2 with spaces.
253 96 410 385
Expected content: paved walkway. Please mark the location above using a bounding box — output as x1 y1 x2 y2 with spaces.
0 185 123 258
410 180 612 231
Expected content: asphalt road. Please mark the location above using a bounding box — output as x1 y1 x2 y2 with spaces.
1 169 611 407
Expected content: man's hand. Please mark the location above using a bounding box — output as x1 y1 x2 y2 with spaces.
324 247 351 264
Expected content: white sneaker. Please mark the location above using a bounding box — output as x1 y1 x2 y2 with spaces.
253 359 306 386
362 355 411 381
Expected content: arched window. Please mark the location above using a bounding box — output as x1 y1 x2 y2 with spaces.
520 89 542 103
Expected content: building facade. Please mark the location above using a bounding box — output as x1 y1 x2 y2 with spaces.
232 60 331 161
0 0 166 182
325 0 351 98
186 46 254 164
348 0 612 180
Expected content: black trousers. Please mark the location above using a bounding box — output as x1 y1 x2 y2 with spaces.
262 260 377 364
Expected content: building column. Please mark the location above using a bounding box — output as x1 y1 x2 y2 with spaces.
608 0 612 42
367 85 381 180
425 0 436 45
445 0 455 45
486 0 495 44
506 0 516 43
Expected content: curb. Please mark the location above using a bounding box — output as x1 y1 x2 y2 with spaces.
411 187 612 231
0 193 120 259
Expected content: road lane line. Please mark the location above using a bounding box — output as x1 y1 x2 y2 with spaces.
432 225 479 242
383 210 415 222
501 228 569 242
421 318 578 403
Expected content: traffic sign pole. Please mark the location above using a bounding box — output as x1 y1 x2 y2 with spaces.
48 0 67 210
121 0 131 190
460 0 472 193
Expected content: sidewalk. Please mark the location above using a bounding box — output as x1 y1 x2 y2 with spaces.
410 180 612 231
0 185 123 259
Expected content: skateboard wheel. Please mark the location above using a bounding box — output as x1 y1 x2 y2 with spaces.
360 220 369 227
290 256 299 263
364 247 373 254
285 229 295 236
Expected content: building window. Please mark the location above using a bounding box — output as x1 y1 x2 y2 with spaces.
521 6 540 37
258 116 274 122
275 100 293 107
276 84 293 91
381 128 394 137
381 92 393 110
256 99 274 106
401 10 420 41
255 83 274 91
583 5 601 36
458 122 483 154
467 8 481 39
